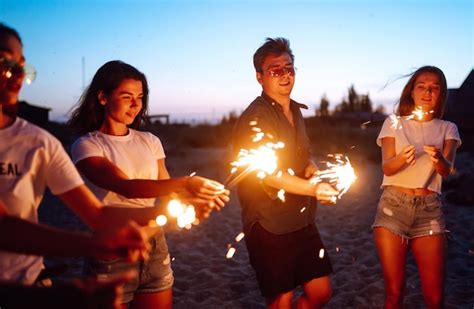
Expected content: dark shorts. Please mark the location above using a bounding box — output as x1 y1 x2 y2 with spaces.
372 186 445 240
84 232 173 304
245 222 332 297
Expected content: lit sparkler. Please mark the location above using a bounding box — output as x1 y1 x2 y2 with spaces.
225 127 284 189
309 154 357 200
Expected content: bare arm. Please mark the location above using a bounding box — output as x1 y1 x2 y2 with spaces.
0 201 148 260
424 139 458 177
76 157 225 200
381 137 416 176
263 170 338 203
58 185 164 229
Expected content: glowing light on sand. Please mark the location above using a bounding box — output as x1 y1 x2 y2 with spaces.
319 249 325 258
226 247 236 259
310 154 357 200
235 232 245 242
277 189 286 202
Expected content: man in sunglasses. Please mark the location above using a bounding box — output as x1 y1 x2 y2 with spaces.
232 38 338 308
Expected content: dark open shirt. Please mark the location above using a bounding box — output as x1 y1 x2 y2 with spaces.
232 92 317 235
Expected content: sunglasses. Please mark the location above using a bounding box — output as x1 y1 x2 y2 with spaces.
265 67 296 78
0 57 37 85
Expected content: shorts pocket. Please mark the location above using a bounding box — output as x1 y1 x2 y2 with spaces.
423 198 442 212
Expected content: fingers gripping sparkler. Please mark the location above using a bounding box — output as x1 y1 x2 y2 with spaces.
309 154 357 202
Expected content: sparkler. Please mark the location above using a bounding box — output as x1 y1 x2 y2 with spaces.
309 154 357 201
225 126 284 189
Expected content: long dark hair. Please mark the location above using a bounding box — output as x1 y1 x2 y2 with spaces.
69 60 149 135
397 66 447 118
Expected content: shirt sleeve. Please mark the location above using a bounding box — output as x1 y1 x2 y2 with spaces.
376 117 396 147
45 137 84 195
146 132 166 160
445 121 462 147
71 136 103 164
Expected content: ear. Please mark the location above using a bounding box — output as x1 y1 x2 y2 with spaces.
256 72 263 85
98 91 107 106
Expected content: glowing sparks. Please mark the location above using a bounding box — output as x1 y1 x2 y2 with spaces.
319 249 325 258
235 232 245 242
287 168 295 176
226 247 236 259
300 207 306 213
152 199 197 229
189 171 196 177
277 171 283 178
429 230 433 235
406 106 434 121
249 120 257 126
155 215 167 226
310 154 357 200
336 247 340 253
226 129 285 188
277 189 286 202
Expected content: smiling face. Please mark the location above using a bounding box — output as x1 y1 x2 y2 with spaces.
0 34 25 106
411 72 441 114
256 52 295 102
99 78 143 130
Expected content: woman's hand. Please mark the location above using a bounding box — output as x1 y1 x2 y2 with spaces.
93 221 150 262
400 145 416 165
186 176 227 199
423 145 443 164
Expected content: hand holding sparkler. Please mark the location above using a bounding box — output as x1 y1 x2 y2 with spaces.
184 175 229 211
423 145 443 164
309 154 357 203
400 145 416 165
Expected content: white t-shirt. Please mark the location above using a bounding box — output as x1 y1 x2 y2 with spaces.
377 116 461 194
0 117 84 285
71 129 166 208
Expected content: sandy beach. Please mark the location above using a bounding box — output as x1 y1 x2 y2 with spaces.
39 148 474 308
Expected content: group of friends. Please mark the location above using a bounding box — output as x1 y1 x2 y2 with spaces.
0 23 461 309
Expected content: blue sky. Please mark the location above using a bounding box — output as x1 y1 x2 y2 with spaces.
2 0 473 123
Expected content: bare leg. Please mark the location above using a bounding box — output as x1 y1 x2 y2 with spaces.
374 227 408 309
297 275 332 309
129 288 172 309
411 235 445 309
266 291 293 309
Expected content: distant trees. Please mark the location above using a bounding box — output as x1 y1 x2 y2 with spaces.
316 84 374 117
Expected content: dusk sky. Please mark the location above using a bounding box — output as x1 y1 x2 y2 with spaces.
2 0 473 123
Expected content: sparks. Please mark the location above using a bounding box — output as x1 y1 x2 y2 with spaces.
225 133 284 188
277 189 286 202
155 215 167 226
319 249 325 258
300 207 306 213
235 232 245 242
226 247 236 259
309 154 357 200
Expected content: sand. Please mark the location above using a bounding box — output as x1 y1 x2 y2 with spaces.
39 148 474 308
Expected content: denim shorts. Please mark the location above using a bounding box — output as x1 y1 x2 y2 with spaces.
84 230 173 304
372 186 445 239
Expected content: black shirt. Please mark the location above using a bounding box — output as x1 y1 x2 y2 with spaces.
232 92 317 234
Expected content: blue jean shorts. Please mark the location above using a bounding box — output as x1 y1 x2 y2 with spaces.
372 186 445 239
84 230 173 304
